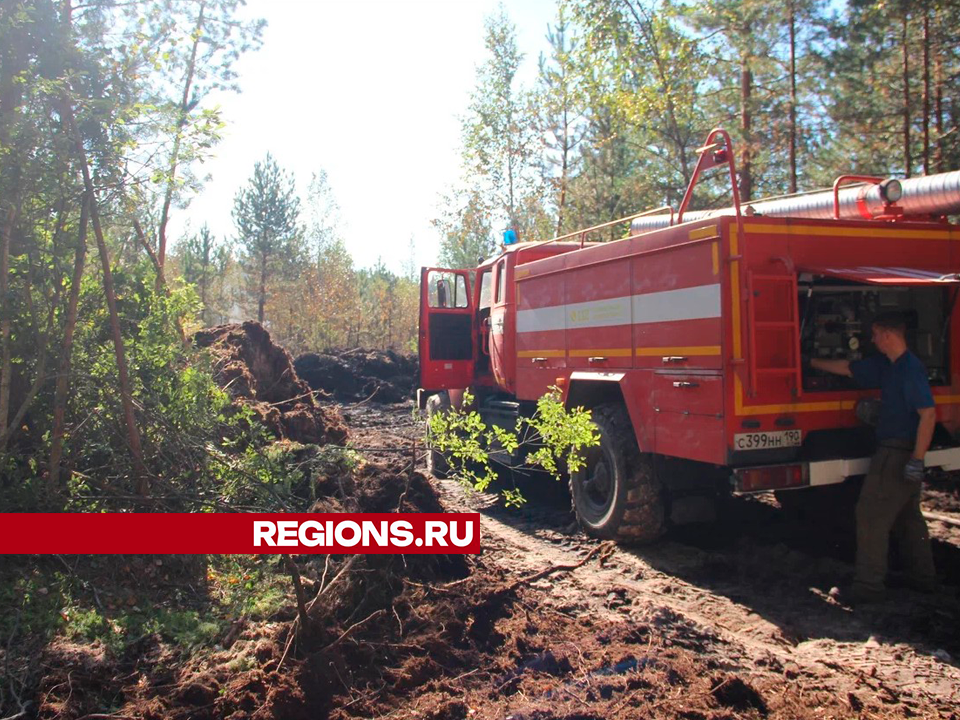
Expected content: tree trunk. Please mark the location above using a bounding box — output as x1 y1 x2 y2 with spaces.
63 100 148 493
934 12 944 173
200 241 209 325
901 3 912 178
922 7 930 174
0 204 15 449
506 134 516 233
740 42 753 202
258 249 268 324
622 0 692 189
788 0 798 194
0 1 28 451
556 107 569 238
134 219 186 345
133 219 168 286
49 193 89 489
156 1 206 290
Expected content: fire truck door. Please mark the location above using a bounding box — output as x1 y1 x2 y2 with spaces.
419 268 475 390
489 259 512 389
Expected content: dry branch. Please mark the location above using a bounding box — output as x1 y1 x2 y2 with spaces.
283 554 309 628
503 542 616 594
922 510 960 527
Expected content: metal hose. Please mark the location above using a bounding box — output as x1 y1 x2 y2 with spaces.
629 169 960 235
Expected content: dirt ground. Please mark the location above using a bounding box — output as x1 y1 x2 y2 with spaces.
5 361 960 719
344 399 960 719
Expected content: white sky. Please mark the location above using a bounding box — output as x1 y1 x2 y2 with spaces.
172 0 558 273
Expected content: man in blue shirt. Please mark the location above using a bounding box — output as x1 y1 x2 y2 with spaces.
810 312 937 604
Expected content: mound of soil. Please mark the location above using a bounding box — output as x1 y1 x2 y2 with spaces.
295 348 418 404
22 460 467 720
194 322 347 445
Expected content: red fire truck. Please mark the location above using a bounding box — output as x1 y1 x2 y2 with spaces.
418 129 960 543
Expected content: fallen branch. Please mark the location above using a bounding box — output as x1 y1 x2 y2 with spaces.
0 708 31 720
922 511 960 528
278 624 298 671
503 542 616 594
321 609 386 653
306 555 359 618
350 385 383 407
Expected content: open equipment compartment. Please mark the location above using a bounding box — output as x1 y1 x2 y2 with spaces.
798 269 956 391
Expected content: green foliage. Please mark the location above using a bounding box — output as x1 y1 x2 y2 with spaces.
520 388 600 476
428 388 600 506
0 554 289 666
435 0 960 247
0 254 308 511
437 6 548 262
434 187 497 268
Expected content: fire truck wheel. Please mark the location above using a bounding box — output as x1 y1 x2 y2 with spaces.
424 392 451 479
570 403 666 544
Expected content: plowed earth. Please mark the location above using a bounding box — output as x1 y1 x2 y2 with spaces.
340 399 960 720
4 351 960 719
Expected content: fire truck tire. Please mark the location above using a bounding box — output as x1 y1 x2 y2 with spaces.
570 403 666 544
424 392 451 479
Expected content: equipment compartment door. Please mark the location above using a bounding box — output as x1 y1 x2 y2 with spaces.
419 268 475 390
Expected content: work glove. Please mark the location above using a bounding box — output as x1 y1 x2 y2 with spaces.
904 458 925 483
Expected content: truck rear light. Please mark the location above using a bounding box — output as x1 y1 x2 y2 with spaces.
734 464 807 492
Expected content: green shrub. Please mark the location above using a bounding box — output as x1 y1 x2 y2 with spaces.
428 387 600 506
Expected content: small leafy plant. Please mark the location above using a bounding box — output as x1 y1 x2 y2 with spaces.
427 387 599 506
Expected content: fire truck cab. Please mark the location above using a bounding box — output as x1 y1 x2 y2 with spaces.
419 129 960 543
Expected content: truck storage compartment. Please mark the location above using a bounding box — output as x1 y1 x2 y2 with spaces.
798 268 955 390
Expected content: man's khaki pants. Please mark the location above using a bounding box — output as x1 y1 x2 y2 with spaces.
854 441 937 598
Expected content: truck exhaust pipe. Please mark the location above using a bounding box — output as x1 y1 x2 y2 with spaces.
629 169 960 235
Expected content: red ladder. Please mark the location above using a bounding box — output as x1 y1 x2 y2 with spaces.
746 273 802 398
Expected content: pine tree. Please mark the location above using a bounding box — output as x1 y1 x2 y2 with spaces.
535 8 587 236
232 155 302 324
181 225 228 326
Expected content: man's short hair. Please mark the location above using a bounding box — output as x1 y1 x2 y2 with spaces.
872 311 907 335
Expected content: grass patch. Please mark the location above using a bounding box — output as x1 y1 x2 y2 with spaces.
0 554 292 660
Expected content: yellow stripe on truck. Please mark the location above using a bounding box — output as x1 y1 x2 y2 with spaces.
517 349 565 358
568 348 633 357
745 223 959 242
635 346 721 356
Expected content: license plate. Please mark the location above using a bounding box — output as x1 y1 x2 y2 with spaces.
734 430 802 451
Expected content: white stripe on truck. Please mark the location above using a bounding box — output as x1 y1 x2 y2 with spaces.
516 283 721 334
631 283 721 324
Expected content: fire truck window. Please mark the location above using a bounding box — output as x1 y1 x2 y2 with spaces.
479 270 492 309
453 274 469 308
427 271 470 309
495 261 506 304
